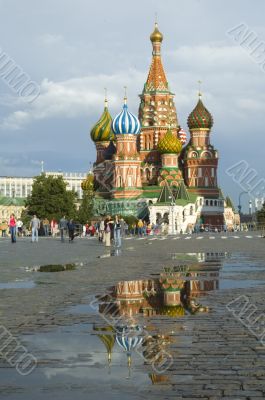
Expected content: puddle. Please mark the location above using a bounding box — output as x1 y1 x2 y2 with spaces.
66 296 99 314
220 279 265 289
5 252 265 399
98 248 122 258
0 280 35 289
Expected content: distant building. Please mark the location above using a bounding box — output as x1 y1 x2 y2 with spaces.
0 171 86 220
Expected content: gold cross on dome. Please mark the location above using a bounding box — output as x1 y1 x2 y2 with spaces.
104 87 108 107
198 80 202 98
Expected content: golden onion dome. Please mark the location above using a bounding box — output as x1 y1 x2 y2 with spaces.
157 129 182 154
159 305 185 317
150 23 163 43
90 100 114 142
81 173 94 191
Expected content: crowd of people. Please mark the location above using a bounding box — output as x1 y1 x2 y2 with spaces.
1 214 164 246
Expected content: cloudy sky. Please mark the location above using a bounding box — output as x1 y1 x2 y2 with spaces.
0 0 264 210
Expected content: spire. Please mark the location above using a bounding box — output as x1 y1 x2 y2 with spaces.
104 87 108 108
146 23 168 92
123 86 127 106
175 180 190 201
198 80 202 99
157 180 176 204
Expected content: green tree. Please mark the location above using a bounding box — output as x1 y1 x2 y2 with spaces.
24 174 77 222
257 203 265 225
77 188 94 224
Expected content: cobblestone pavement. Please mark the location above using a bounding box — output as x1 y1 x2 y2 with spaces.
1 233 265 399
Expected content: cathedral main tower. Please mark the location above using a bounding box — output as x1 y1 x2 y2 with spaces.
138 23 179 184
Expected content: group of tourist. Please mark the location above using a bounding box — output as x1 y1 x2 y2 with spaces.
3 215 77 243
97 215 122 248
5 214 41 243
3 213 170 245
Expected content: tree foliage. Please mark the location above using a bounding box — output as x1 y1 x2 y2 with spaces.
24 174 77 222
257 202 265 225
77 188 94 224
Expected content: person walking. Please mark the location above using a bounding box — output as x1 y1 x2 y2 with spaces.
137 219 144 237
131 222 136 236
104 216 113 248
17 219 23 236
59 216 68 242
43 217 50 236
99 218 105 242
30 215 40 242
1 221 8 237
67 219 75 242
114 215 122 248
8 214 17 243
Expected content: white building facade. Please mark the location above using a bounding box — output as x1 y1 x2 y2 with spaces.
0 172 86 200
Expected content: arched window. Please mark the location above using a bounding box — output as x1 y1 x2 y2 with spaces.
214 200 217 206
146 169 151 181
190 206 193 215
210 200 213 206
206 200 209 206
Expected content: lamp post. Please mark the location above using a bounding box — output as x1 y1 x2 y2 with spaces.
238 191 248 231
249 199 252 215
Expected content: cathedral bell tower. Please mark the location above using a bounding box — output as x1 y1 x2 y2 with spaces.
183 93 219 198
138 23 179 179
111 93 142 199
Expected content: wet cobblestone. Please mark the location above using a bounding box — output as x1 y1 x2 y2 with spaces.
0 235 265 399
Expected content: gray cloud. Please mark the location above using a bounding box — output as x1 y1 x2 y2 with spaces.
0 0 264 211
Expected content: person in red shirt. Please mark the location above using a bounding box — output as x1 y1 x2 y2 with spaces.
8 214 16 243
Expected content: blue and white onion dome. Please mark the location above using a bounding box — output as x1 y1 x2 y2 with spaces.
112 96 140 135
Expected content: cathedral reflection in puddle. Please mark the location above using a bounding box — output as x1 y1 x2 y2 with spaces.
93 252 226 381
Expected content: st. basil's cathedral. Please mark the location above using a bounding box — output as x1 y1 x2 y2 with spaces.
83 23 237 232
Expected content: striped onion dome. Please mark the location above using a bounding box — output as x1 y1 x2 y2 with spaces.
177 127 187 145
81 173 94 191
90 99 114 142
187 97 213 130
94 326 116 364
112 98 140 135
157 128 182 154
116 325 143 353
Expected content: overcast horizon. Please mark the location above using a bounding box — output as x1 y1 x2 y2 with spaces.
0 0 264 211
